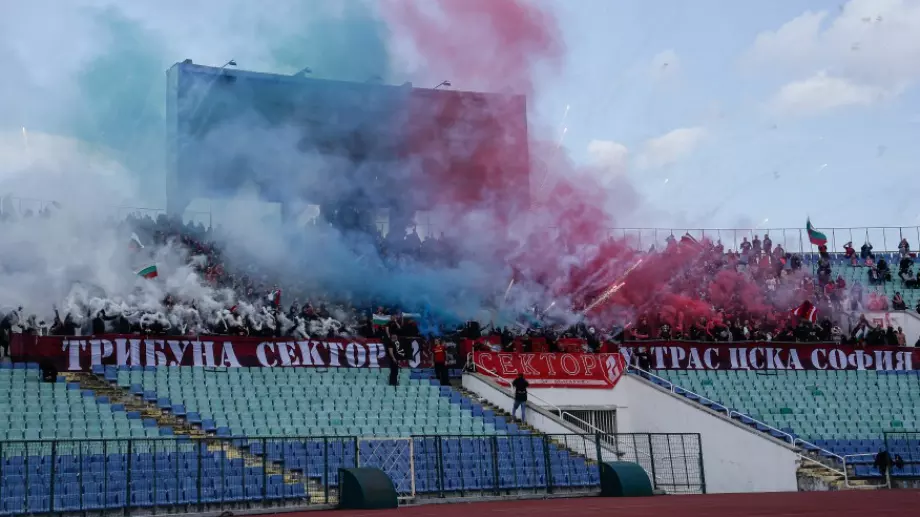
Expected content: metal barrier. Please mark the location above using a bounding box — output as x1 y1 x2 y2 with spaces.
884 431 920 479
0 432 703 514
842 453 890 489
4 194 916 253
411 432 704 498
605 227 920 254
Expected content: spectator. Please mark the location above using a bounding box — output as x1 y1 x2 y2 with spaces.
817 243 828 259
762 234 772 256
92 311 107 335
892 292 907 311
877 257 892 282
386 336 400 387
861 242 873 260
899 260 917 289
431 338 449 386
885 326 897 346
894 454 905 472
898 238 910 259
39 358 57 383
740 237 752 257
853 314 870 341
511 373 529 422
843 241 855 259
896 327 906 347
874 449 892 477
752 235 762 257
867 258 880 285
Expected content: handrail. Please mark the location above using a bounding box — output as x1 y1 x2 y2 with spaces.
842 453 891 489
466 353 611 438
624 365 847 473
464 353 660 473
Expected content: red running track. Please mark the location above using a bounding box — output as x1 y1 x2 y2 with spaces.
290 490 920 517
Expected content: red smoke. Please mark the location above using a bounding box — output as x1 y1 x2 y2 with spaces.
384 1 809 328
382 0 563 96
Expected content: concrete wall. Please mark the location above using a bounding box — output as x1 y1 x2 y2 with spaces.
615 375 799 493
464 372 801 493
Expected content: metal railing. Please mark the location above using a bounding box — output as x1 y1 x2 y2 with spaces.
466 353 612 439
406 432 704 497
842 453 891 489
3 194 916 253
625 366 846 477
604 227 920 254
466 354 705 492
0 196 213 229
883 431 920 480
0 432 703 514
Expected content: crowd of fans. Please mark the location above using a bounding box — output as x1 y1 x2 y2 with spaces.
596 234 919 346
1 208 919 351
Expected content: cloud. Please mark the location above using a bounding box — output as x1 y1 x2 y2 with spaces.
587 139 629 175
745 0 920 91
636 127 706 170
768 71 887 117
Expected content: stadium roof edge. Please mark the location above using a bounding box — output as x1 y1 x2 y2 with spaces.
165 61 526 100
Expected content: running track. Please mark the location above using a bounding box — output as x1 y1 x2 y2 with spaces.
290 490 920 517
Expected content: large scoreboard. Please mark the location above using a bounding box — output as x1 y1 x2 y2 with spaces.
165 62 529 218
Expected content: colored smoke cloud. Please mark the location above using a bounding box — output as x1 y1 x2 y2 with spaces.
0 0 814 330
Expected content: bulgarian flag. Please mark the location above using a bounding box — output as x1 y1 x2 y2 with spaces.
372 314 390 326
791 300 818 323
266 289 282 307
806 218 827 246
136 264 158 279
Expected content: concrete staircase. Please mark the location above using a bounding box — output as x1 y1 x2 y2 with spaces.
795 454 884 491
455 385 606 482
456 386 539 434
63 371 316 502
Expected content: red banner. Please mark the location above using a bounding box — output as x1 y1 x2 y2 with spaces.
619 341 918 371
11 335 434 372
472 352 626 389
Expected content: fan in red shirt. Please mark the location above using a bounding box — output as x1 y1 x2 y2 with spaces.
432 338 449 386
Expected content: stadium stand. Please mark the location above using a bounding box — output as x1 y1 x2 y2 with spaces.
0 363 312 512
813 252 920 310
0 361 608 514
641 367 920 478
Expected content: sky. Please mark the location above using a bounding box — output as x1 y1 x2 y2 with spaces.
1 0 918 242
545 0 920 234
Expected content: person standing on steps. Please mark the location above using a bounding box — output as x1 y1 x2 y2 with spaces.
512 373 529 422
431 338 449 386
386 335 401 387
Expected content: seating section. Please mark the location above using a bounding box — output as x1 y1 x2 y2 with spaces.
808 252 920 308
116 366 500 437
647 369 920 477
121 365 599 495
0 364 152 441
0 362 601 514
0 364 303 513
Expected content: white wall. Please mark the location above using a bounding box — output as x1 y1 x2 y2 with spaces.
464 372 801 494
514 385 633 435
616 375 799 493
863 310 920 346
